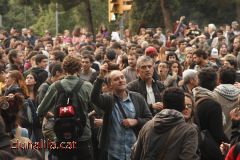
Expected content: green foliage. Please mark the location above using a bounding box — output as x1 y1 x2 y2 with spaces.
0 0 239 36
2 1 37 29
129 0 238 32
0 0 9 15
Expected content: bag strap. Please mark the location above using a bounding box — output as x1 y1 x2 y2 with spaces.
157 124 179 159
114 96 128 119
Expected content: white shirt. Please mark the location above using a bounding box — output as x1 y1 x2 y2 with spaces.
146 85 155 104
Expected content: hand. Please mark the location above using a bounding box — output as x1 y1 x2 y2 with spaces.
152 102 163 110
234 82 240 89
46 112 54 118
94 118 103 128
122 118 138 128
230 108 240 121
99 63 108 79
178 80 184 86
172 72 178 80
180 16 185 22
220 142 230 155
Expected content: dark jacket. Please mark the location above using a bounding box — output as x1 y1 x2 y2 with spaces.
36 79 52 106
90 78 152 159
127 78 165 115
131 109 199 160
193 87 229 145
6 63 23 73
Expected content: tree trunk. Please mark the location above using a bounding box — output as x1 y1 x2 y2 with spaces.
236 0 240 20
160 0 172 31
84 0 95 39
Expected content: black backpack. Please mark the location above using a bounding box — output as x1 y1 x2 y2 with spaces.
53 79 86 142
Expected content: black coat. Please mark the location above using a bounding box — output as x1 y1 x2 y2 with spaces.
127 78 165 115
90 78 152 159
196 98 229 144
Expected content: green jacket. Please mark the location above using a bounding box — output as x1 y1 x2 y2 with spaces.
37 75 93 141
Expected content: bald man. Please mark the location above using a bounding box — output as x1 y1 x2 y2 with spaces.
91 65 152 160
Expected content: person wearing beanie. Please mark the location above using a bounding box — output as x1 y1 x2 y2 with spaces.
213 67 240 139
131 87 199 160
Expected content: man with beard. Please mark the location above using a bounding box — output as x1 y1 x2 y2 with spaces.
127 55 165 115
122 51 138 83
192 49 217 71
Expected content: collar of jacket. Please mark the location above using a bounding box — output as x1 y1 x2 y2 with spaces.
64 75 79 79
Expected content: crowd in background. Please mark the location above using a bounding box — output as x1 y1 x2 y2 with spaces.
0 17 240 159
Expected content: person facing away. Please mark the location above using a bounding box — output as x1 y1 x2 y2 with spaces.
37 56 94 160
131 87 199 160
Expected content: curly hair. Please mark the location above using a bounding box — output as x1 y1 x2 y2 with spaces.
62 56 81 75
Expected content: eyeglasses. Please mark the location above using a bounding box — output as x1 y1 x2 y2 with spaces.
185 104 193 109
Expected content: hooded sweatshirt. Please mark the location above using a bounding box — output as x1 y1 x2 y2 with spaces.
214 84 240 139
131 109 199 160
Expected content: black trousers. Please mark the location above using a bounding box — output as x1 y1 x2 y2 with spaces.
50 139 94 160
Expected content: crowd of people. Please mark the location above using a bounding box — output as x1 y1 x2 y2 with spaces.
0 18 239 160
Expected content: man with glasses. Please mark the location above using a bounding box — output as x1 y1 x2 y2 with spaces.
127 55 165 115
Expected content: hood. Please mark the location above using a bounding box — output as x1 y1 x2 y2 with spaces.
153 109 185 134
214 84 240 101
193 86 217 101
